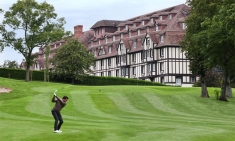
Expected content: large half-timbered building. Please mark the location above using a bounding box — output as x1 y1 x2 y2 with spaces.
27 4 195 87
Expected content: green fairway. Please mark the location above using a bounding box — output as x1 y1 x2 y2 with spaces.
0 77 235 141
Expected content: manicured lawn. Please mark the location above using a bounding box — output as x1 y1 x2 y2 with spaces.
0 77 235 141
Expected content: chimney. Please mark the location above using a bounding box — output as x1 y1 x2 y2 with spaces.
74 25 83 39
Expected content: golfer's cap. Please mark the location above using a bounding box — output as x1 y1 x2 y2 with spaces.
63 96 69 99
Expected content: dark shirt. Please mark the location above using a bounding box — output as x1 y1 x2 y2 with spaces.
52 96 66 111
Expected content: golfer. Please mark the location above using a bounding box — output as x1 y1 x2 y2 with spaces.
51 94 69 133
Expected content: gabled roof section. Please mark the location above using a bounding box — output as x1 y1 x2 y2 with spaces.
91 20 123 29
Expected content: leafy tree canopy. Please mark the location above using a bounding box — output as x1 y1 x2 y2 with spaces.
3 60 19 69
0 0 71 81
51 38 95 84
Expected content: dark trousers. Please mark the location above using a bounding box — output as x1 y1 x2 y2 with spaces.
51 110 63 131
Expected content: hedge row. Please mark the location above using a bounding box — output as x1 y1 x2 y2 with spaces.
0 68 165 86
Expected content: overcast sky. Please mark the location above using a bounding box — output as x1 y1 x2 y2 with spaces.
0 0 186 65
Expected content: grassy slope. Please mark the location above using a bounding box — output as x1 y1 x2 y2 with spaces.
0 77 235 141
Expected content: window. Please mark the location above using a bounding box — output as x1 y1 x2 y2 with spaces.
116 69 119 77
138 29 140 35
141 65 145 74
156 25 159 31
108 71 111 76
118 27 120 31
142 21 144 25
133 67 136 75
122 54 126 62
147 50 150 57
121 34 123 38
150 49 153 58
122 68 125 76
101 60 104 70
133 23 136 27
101 72 104 76
141 50 147 60
160 48 164 56
113 36 115 41
152 63 156 71
102 29 105 33
160 62 164 71
176 77 182 86
125 68 129 75
159 16 162 20
190 77 196 83
151 18 153 23
129 31 131 37
125 25 128 30
116 56 121 64
169 14 172 19
133 41 136 48
147 64 151 73
99 47 104 56
183 23 187 29
108 58 111 66
160 35 164 42
105 37 108 43
98 39 100 45
161 77 164 84
132 53 136 62
108 46 112 53
146 38 150 45
54 44 57 48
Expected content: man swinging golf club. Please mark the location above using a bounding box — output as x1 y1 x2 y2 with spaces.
51 90 69 133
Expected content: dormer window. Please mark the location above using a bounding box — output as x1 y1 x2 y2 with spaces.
133 41 136 48
146 27 149 33
108 46 112 53
160 35 164 42
146 38 150 45
183 23 187 29
99 46 105 56
169 14 172 19
156 25 159 31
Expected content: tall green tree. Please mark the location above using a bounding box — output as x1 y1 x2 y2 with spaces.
201 0 235 101
44 45 50 82
0 0 69 82
180 0 218 98
3 60 19 68
51 38 95 84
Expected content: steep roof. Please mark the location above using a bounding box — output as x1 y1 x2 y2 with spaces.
91 20 123 29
